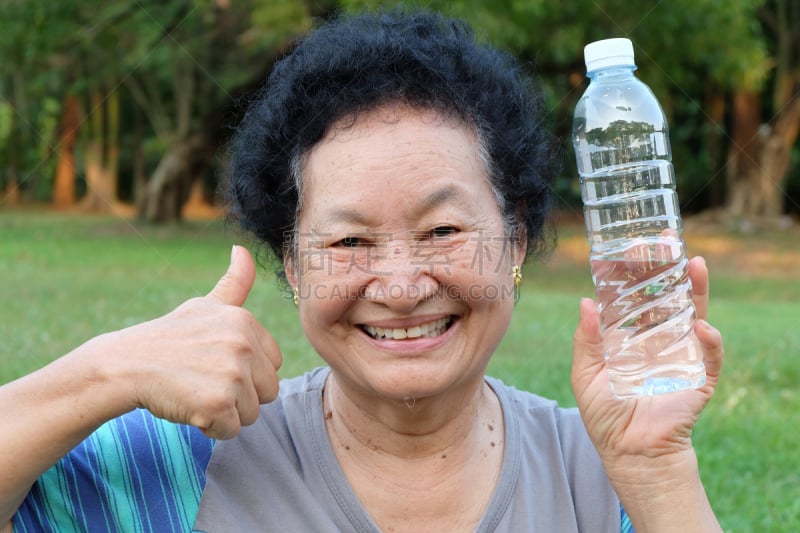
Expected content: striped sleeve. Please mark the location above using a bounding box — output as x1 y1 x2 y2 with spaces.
620 504 635 533
12 409 214 533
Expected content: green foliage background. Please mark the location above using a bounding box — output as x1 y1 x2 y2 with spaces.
1 0 797 216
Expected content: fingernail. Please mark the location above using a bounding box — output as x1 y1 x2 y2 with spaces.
230 244 238 263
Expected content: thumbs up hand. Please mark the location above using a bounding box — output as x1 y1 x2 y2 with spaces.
208 245 259 307
106 245 282 439
0 245 284 524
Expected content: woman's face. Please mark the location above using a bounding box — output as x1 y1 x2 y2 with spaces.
287 105 524 403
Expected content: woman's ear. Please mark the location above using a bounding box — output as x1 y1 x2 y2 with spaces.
512 225 527 266
283 242 299 288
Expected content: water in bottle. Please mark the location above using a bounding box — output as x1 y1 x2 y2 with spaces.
572 38 706 398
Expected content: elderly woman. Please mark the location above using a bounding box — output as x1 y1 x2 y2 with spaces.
1 10 723 533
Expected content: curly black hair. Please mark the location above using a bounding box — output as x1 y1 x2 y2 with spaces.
226 9 557 273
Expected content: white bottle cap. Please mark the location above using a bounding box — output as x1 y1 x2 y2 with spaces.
584 38 636 73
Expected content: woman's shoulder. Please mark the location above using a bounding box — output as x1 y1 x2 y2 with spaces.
490 377 609 468
488 376 593 452
277 366 330 397
486 376 579 419
487 376 624 531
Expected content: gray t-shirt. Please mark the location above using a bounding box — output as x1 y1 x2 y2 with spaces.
194 367 620 532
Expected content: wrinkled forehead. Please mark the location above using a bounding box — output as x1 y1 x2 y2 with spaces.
298 104 490 211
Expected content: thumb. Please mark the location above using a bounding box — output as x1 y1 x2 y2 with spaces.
208 245 256 306
571 298 606 392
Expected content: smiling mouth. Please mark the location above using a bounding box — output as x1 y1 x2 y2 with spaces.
361 316 455 340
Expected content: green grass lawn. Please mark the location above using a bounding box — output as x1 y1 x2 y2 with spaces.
1 210 798 531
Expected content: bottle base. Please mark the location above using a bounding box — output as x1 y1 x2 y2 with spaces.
608 363 706 399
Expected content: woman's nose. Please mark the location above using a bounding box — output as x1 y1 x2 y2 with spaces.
362 242 440 312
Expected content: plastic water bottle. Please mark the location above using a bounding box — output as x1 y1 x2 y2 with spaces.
571 38 706 398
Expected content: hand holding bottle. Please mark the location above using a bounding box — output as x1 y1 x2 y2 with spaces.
571 256 724 532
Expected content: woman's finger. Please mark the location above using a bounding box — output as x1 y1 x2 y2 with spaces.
695 319 724 389
571 298 607 400
193 404 242 440
250 331 282 405
236 378 263 427
688 256 709 321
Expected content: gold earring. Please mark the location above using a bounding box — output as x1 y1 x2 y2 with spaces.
512 265 522 286
293 287 299 306
512 265 522 303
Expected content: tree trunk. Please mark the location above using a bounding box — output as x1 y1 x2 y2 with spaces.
80 88 120 212
755 90 800 216
4 110 20 205
132 107 148 214
52 94 80 208
705 91 727 208
727 0 800 228
3 174 20 205
726 91 762 220
5 70 25 204
139 134 210 223
726 88 800 225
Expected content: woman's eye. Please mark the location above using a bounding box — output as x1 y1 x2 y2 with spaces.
430 226 457 238
334 236 362 248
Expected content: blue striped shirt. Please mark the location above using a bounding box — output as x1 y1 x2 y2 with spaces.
14 409 634 532
13 410 213 532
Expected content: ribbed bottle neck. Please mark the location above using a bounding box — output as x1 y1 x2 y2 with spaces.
587 65 637 81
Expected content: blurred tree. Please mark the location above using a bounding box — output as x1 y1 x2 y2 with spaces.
131 0 343 221
726 0 800 226
343 0 799 226
0 2 75 205
0 2 137 210
88 0 315 221
0 101 14 203
52 95 80 208
0 0 321 220
2 0 796 226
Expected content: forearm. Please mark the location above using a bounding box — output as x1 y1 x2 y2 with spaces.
0 334 134 522
609 450 721 533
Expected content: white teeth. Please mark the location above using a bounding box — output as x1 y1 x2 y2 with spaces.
363 317 452 340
